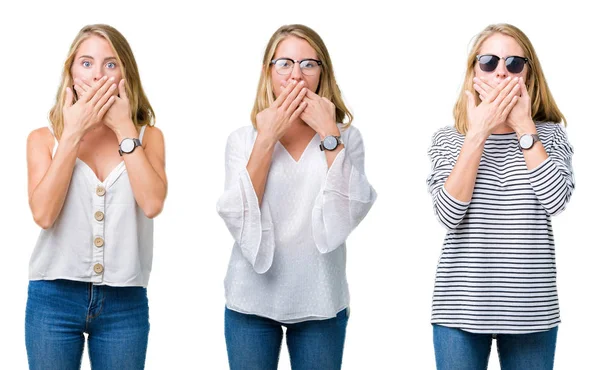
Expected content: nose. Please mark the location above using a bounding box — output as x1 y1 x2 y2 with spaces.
495 59 508 80
92 65 103 82
289 61 303 82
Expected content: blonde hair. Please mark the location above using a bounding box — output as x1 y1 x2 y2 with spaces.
49 24 155 139
250 24 352 128
454 23 566 134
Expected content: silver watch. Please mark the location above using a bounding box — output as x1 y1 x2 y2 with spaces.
518 134 539 151
119 138 142 156
319 135 343 151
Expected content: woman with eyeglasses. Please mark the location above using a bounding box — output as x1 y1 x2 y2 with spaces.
217 24 376 370
426 24 573 370
26 24 166 369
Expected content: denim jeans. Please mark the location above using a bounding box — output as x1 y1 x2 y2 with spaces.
433 324 558 370
25 279 150 370
225 307 349 370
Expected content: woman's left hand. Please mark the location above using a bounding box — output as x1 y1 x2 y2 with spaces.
300 89 339 138
474 76 536 135
103 79 136 137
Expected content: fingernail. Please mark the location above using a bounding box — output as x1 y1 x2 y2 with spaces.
299 81 304 85
110 77 115 81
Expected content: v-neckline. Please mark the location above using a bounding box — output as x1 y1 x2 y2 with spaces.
76 158 126 186
278 133 319 163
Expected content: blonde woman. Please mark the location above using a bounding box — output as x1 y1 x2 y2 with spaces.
25 24 166 370
217 24 376 369
427 24 574 370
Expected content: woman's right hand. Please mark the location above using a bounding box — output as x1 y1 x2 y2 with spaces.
62 76 117 141
464 76 520 138
255 79 307 144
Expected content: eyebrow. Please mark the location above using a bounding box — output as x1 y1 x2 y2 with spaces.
78 55 117 62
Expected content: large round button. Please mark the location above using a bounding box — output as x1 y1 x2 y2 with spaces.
94 237 104 248
96 186 106 196
94 211 104 221
93 263 104 274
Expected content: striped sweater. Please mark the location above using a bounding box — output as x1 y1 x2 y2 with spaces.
426 122 574 334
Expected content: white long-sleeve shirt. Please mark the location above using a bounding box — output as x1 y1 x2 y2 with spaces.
217 124 376 323
427 122 574 334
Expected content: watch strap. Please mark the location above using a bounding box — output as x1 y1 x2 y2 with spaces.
119 138 142 156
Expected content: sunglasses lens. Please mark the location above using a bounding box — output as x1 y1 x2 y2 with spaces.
478 55 498 72
506 57 526 74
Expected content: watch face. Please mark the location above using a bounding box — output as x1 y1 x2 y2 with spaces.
519 135 534 149
323 136 338 150
121 138 135 153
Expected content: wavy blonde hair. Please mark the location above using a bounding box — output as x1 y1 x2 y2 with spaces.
251 24 352 128
49 24 155 139
454 23 566 134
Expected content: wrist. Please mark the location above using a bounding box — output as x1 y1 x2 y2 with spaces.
114 121 138 142
514 119 537 137
465 129 488 147
318 122 340 139
255 133 277 151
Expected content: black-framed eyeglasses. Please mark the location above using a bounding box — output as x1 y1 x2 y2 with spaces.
476 54 529 74
270 58 322 76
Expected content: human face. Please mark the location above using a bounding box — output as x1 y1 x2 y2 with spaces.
271 36 321 98
71 35 122 94
475 33 528 87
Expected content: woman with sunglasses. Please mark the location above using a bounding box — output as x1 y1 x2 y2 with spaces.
427 24 573 370
26 24 166 369
217 24 376 370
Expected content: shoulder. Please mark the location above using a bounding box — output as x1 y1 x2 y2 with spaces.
339 124 362 144
27 127 54 153
431 126 462 147
141 125 165 150
226 125 257 144
535 121 566 138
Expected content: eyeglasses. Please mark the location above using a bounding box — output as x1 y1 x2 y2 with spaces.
476 54 529 74
270 58 322 76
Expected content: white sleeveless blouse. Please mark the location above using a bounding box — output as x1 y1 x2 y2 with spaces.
29 126 153 287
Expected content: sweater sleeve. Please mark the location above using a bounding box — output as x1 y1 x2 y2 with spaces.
528 124 575 216
312 126 377 253
216 129 275 274
426 129 471 230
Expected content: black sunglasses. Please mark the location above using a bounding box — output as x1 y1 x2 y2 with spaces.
476 54 529 74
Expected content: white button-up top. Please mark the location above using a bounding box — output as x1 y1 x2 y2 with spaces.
217 125 376 323
29 125 153 287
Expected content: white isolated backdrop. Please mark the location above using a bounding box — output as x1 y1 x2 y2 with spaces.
0 0 597 369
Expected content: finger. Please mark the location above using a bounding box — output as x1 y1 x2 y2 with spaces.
492 77 519 105
474 77 494 93
74 78 92 93
64 87 74 108
79 76 108 102
464 90 476 111
290 101 308 122
94 82 118 112
486 77 512 103
272 80 298 108
303 88 319 100
90 78 116 107
285 87 308 117
97 96 116 118
519 77 528 98
500 95 519 121
497 80 521 112
73 83 86 99
280 81 305 111
118 79 128 99
473 83 488 101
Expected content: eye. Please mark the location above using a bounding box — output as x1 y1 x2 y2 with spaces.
275 59 292 68
106 61 117 69
82 60 91 68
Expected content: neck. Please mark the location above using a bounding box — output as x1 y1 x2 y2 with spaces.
491 123 514 135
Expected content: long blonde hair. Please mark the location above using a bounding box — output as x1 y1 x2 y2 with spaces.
49 24 155 139
250 24 352 128
454 23 565 134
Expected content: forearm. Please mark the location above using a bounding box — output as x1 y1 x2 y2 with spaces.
444 131 487 202
117 126 167 218
29 135 79 229
514 125 549 170
246 135 275 206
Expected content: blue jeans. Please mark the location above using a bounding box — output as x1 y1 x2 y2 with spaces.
433 324 558 370
225 307 349 370
25 279 149 370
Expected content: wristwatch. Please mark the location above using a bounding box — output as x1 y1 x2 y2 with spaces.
518 134 540 151
319 135 344 151
119 138 142 156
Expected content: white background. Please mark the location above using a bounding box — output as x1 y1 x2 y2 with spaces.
0 0 597 369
